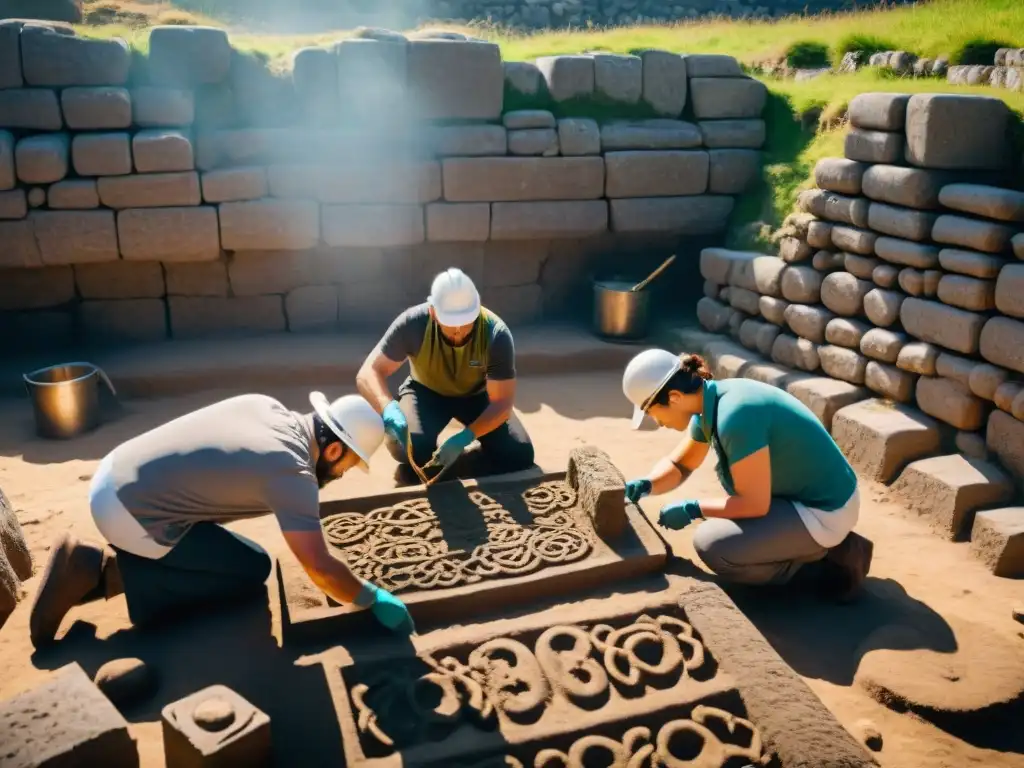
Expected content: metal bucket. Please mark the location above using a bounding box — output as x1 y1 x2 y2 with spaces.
593 280 650 341
23 362 117 440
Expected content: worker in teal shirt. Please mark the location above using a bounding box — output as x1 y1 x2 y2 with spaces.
621 348 873 601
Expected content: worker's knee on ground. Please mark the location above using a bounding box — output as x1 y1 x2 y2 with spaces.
691 520 735 575
482 436 535 471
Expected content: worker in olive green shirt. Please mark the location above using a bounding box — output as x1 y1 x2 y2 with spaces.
621 348 873 602
357 268 535 482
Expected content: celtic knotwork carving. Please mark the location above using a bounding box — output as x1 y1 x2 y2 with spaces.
531 707 766 767
322 481 590 594
348 613 730 762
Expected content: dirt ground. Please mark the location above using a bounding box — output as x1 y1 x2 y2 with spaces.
0 370 1022 768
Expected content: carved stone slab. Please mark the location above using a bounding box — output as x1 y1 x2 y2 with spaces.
279 465 667 644
319 578 876 768
160 684 271 767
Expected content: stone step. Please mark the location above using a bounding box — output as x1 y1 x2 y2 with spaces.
970 507 1024 577
5 323 638 400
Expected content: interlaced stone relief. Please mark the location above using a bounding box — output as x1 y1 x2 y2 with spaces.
322 482 592 593
346 612 753 764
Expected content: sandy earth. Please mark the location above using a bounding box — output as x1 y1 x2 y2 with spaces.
0 370 1022 767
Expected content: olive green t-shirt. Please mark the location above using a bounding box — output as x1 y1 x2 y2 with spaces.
689 378 857 512
106 394 322 547
378 303 515 397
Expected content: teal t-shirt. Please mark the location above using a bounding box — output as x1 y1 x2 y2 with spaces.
689 378 857 512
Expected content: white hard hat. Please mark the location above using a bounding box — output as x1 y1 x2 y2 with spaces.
428 268 481 327
622 349 682 430
308 392 384 472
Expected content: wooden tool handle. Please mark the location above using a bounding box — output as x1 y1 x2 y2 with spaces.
632 254 677 292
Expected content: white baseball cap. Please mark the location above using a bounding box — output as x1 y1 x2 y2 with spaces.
622 349 683 429
428 268 481 327
309 392 385 472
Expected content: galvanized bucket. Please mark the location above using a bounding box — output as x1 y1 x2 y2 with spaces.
23 362 117 440
593 280 651 341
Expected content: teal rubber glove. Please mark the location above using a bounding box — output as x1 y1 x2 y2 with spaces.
624 478 652 503
658 499 703 530
382 401 409 447
431 428 475 471
354 581 415 634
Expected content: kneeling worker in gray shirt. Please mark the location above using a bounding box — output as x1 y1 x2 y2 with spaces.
29 391 414 648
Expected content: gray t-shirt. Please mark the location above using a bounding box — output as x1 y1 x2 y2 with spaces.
106 394 321 547
378 303 516 381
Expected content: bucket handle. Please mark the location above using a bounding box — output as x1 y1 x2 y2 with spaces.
22 362 117 399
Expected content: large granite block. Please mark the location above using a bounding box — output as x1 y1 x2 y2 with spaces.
689 77 766 119
0 265 73 309
905 94 1012 170
901 297 985 355
609 196 733 234
60 86 131 129
321 204 424 247
118 207 220 262
31 210 118 265
267 160 440 204
535 55 594 101
406 40 503 120
442 157 604 202
592 53 642 103
219 199 319 251
21 26 129 86
15 133 68 184
131 86 195 127
132 129 194 173
75 261 165 299
201 167 268 203
336 39 407 120
640 49 687 116
429 124 507 157
98 171 201 209
604 150 708 198
72 132 131 177
970 508 1024 577
426 202 490 242
147 25 232 86
0 88 62 130
832 399 944 483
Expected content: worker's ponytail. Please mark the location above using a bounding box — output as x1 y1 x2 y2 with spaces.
679 353 712 383
650 353 713 407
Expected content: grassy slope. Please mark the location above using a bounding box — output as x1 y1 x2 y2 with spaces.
78 0 1024 231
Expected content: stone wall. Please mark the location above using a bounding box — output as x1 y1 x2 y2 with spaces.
693 92 1024 576
0 23 767 349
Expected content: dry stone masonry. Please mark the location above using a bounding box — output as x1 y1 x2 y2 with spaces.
0 24 765 348
696 92 1024 578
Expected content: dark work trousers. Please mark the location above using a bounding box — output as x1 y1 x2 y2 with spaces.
386 378 535 479
114 522 272 628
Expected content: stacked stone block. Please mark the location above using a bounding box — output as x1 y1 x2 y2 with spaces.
0 25 765 347
696 92 1024 577
947 47 1024 93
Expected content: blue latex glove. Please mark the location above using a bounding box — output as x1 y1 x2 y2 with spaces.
430 428 475 471
354 581 416 634
624 478 652 503
382 400 409 447
658 499 703 530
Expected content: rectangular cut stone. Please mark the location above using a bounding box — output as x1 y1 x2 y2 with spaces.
905 94 1012 170
336 39 407 121
31 210 118 265
429 125 507 156
916 375 987 431
321 205 424 247
15 132 68 184
987 410 1024 484
832 399 944 482
48 179 99 209
442 157 604 202
0 88 62 130
217 198 318 251
995 264 1024 318
708 149 760 195
490 201 607 240
604 150 708 198
938 274 994 311
698 119 765 149
845 128 902 164
864 361 915 403
406 40 503 120
504 60 541 96
861 165 948 209
60 86 131 130
0 21 22 90
132 129 194 173
875 236 939 269
201 166 267 203
699 247 755 285
567 446 627 540
75 261 165 299
849 92 910 131
162 684 271 767
640 49 687 116
21 27 130 87
814 157 866 196
901 297 985 355
867 202 936 242
970 508 1024 577
610 196 734 234
786 376 869 430
131 86 195 127
536 55 595 101
80 298 168 342
481 242 547 288
228 250 315 296
0 129 12 190
0 663 137 768
72 132 131 177
557 118 600 156
426 202 490 242
599 119 702 150
932 214 1014 254
592 53 642 104
893 454 1013 540
938 183 1024 222
980 316 1024 374
97 172 201 209
689 77 766 119
148 26 232 87
169 295 285 338
165 260 229 297
0 218 40 268
268 161 440 204
0 266 73 310
118 207 220 262
686 53 743 77
280 462 667 644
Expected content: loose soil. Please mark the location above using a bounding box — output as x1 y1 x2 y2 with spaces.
0 371 1021 768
